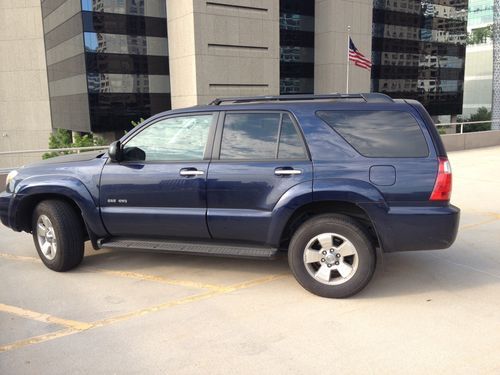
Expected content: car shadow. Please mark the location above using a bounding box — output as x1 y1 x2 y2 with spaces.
79 241 499 299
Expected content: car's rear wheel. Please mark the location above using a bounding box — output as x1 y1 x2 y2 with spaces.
32 200 84 271
288 214 376 298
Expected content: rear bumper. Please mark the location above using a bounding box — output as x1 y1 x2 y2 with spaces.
365 204 460 252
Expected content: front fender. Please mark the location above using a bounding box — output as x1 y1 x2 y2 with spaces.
12 175 107 237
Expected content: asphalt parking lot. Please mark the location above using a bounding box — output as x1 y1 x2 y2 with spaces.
1 146 499 374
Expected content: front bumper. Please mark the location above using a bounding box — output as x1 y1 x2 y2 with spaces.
365 204 460 253
0 190 13 228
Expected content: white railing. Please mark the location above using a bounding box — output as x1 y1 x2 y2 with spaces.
435 120 495 134
0 145 108 156
0 121 498 173
0 146 108 173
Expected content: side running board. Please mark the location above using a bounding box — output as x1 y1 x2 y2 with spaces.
98 238 278 259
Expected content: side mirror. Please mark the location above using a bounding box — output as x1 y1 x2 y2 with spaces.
108 140 123 162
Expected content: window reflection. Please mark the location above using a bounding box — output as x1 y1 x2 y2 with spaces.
278 115 307 159
221 113 281 160
126 115 212 161
81 0 165 18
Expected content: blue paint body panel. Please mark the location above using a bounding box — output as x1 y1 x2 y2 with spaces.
0 98 460 253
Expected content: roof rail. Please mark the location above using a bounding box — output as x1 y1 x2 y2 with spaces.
209 93 394 105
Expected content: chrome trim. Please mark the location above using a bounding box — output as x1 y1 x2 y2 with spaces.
274 169 302 176
180 169 204 176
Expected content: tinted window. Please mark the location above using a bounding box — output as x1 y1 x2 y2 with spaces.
220 113 281 159
125 114 213 161
317 110 429 157
278 114 307 159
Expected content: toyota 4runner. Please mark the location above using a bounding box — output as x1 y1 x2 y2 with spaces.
0 93 460 298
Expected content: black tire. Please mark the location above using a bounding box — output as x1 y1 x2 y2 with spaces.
32 200 84 272
288 214 376 298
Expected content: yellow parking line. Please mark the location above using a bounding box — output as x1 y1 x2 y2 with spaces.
0 303 93 331
0 252 38 262
91 273 288 328
0 252 279 292
0 252 240 292
88 268 231 292
460 217 499 230
0 328 79 353
0 272 288 353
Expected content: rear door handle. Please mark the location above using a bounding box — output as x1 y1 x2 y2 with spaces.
180 168 204 176
274 167 302 176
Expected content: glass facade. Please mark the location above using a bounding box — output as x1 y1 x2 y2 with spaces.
468 0 494 29
371 0 468 115
41 0 170 133
279 0 315 94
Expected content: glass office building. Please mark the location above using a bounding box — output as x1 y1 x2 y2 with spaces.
41 0 170 134
371 0 468 115
279 0 315 94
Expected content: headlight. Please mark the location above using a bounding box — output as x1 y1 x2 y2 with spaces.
6 170 18 189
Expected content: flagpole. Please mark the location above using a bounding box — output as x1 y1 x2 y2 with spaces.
346 25 351 94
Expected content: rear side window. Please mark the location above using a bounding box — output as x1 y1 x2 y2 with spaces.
220 113 307 160
316 110 429 158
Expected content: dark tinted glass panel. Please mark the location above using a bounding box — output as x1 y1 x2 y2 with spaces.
125 115 213 161
82 11 167 37
81 0 166 18
88 93 171 132
278 115 306 159
280 62 314 78
280 14 314 31
280 30 314 48
281 46 314 63
85 53 169 75
83 32 168 56
220 113 281 159
87 73 170 93
280 78 314 94
317 111 429 158
279 0 314 16
371 1 467 116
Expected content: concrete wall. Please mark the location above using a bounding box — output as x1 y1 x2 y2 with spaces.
0 1 53 169
167 0 280 109
441 130 500 151
314 0 372 94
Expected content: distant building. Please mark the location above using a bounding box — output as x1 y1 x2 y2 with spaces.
1 0 472 169
371 0 468 118
462 0 494 118
41 0 170 138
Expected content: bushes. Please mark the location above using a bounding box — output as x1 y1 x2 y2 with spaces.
43 129 106 159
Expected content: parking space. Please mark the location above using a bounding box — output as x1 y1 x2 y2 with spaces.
1 146 500 374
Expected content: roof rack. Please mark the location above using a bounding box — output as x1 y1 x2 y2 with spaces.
209 93 394 105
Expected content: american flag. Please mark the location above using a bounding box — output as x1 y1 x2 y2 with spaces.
348 37 372 70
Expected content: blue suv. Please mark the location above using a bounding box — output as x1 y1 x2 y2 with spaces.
0 94 460 298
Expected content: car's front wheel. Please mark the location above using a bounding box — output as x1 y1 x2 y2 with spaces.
32 200 84 271
288 214 376 298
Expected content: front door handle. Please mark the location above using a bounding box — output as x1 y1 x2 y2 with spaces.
274 167 302 176
180 168 204 176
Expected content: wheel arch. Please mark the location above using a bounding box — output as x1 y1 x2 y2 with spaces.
277 200 381 251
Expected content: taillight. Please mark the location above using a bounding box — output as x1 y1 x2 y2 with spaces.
430 157 452 201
